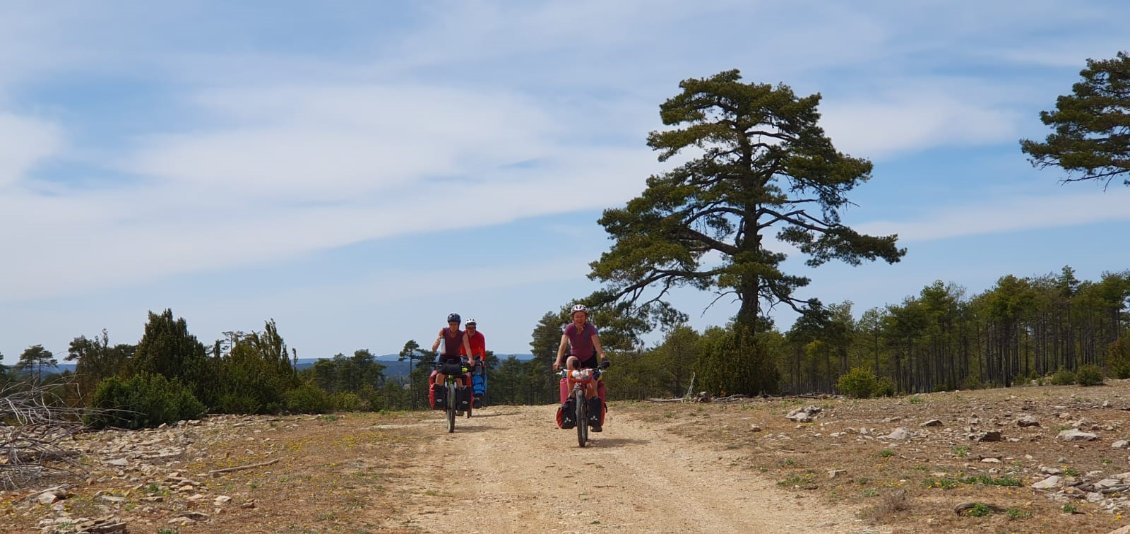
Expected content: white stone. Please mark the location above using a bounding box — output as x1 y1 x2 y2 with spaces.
1031 475 1062 489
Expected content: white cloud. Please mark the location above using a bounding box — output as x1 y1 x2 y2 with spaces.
0 112 63 188
859 189 1130 242
821 86 1019 159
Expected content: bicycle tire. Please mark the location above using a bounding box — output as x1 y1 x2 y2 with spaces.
575 388 587 447
446 381 456 433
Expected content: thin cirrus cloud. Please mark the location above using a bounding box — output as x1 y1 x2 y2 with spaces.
859 189 1130 243
0 112 63 189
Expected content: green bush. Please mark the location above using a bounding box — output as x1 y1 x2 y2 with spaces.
331 391 366 411
1050 368 1076 385
86 373 206 430
1107 337 1130 379
1075 364 1104 386
874 377 896 397
285 383 331 414
837 367 879 399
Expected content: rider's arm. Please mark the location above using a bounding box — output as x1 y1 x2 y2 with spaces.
554 334 569 370
591 332 606 362
431 329 443 352
462 335 475 365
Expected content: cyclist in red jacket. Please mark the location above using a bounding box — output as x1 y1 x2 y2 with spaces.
460 318 487 408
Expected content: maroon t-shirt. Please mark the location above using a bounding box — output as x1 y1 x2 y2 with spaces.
564 323 599 362
440 328 464 359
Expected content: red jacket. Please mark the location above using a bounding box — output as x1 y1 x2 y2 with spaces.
461 330 486 358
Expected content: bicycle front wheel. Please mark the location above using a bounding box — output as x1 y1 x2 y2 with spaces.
575 388 588 447
446 382 456 433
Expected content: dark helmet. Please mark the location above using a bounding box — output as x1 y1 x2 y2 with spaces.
447 313 461 323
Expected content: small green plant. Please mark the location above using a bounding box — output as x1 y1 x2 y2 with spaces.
965 502 993 517
157 529 179 534
953 445 969 458
777 473 817 489
1006 508 1031 520
908 395 924 404
924 477 959 490
879 449 895 458
316 414 340 423
1062 466 1080 477
1061 502 1077 514
961 474 1021 487
861 488 879 497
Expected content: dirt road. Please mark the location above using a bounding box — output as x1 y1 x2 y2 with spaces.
376 404 886 533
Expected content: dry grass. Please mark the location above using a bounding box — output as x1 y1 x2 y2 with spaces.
1 411 433 533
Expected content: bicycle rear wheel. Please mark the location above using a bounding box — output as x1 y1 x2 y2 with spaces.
446 381 456 433
575 388 588 447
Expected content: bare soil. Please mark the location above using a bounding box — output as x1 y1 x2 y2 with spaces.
7 381 1130 533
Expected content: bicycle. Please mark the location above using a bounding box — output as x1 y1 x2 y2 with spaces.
558 360 610 447
433 360 472 433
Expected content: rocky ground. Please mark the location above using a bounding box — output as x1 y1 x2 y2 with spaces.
6 381 1130 533
619 379 1130 533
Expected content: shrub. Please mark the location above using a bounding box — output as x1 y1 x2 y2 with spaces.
1050 368 1076 385
86 373 206 430
874 377 896 397
331 392 366 412
836 367 879 399
1107 337 1130 379
285 383 331 414
1075 364 1104 386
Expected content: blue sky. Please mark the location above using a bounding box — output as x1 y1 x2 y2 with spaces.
2 1 1129 363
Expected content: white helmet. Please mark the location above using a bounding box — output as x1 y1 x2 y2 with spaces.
466 318 477 326
571 304 588 316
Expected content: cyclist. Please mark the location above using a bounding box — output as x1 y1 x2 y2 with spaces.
460 318 487 408
429 313 476 411
553 304 607 431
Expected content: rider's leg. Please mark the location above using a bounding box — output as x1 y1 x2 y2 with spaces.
565 356 579 371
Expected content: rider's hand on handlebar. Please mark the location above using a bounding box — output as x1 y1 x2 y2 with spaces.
552 360 561 371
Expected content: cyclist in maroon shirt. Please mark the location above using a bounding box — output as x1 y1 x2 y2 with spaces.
429 313 475 410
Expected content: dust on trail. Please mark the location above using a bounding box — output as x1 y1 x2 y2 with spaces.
376 404 887 533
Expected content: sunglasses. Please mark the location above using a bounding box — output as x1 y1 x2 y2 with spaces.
466 325 477 328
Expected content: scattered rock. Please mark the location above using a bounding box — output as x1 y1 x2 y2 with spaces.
971 431 1002 442
1113 440 1130 449
786 406 821 423
1032 475 1062 489
1016 415 1040 427
827 469 846 479
883 427 910 440
920 419 943 427
749 424 762 432
1058 429 1099 442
